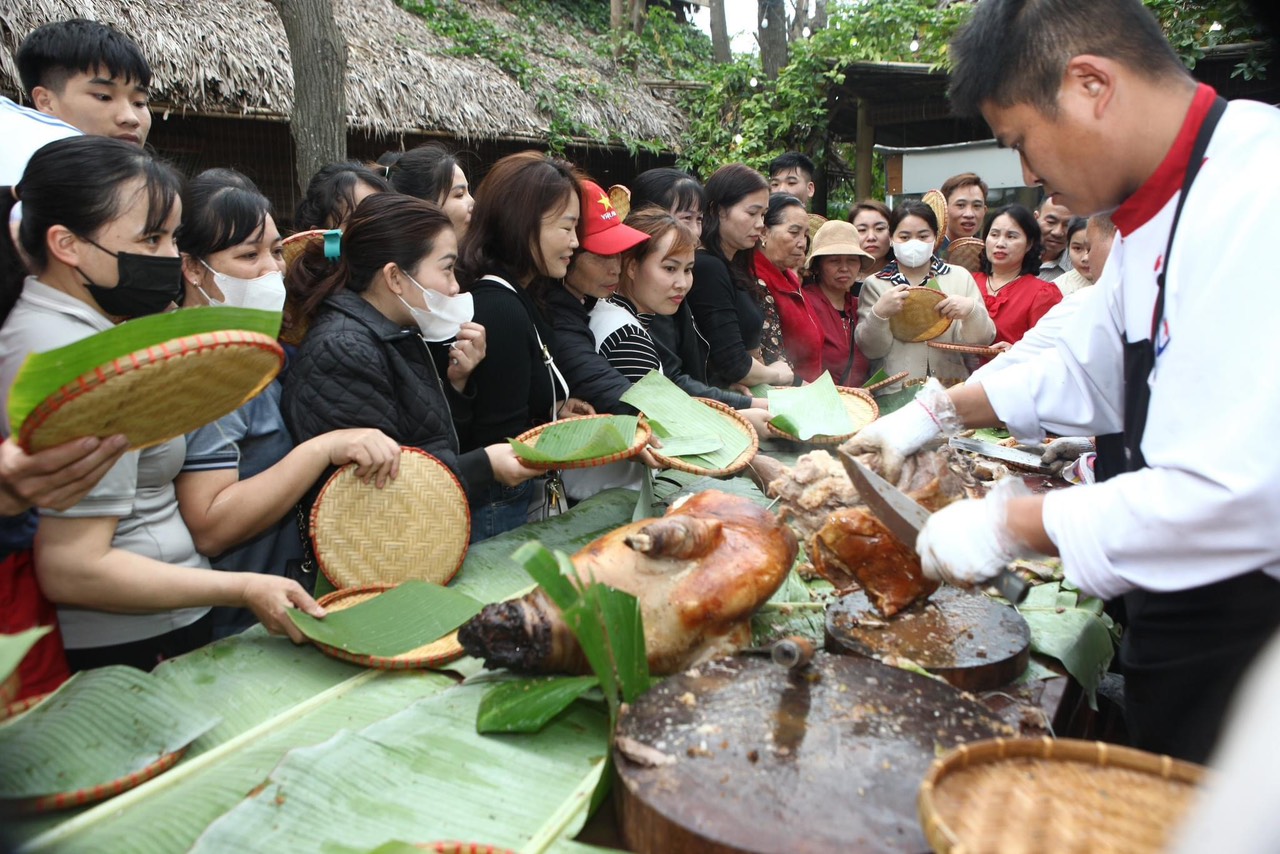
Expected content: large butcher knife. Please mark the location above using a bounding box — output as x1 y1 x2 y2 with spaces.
839 452 1029 605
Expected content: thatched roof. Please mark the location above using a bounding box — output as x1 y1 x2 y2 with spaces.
0 0 687 149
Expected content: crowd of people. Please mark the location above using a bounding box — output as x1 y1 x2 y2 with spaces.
4 5 1280 829
0 18 1119 693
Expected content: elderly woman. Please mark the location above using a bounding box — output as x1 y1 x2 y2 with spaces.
855 200 996 393
973 204 1063 348
802 221 876 385
754 193 820 383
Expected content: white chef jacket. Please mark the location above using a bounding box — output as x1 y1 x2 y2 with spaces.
974 87 1280 600
0 96 79 186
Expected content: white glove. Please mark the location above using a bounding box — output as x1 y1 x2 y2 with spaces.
918 477 1038 586
1041 436 1095 474
841 378 961 481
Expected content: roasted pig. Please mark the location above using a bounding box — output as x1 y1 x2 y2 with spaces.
458 490 798 675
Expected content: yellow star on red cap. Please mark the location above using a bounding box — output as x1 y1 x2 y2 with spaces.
598 194 613 213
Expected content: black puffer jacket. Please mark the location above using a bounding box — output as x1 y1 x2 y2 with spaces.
540 283 634 415
650 303 753 409
282 290 493 503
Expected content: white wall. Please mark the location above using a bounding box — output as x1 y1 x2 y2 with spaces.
885 140 1028 194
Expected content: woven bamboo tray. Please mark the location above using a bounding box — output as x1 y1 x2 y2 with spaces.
947 236 985 273
281 229 326 269
648 398 757 478
7 748 186 814
18 330 283 453
512 414 652 472
919 737 1206 854
310 447 470 589
928 340 1004 358
863 370 909 394
416 844 517 854
921 189 949 253
890 287 952 343
766 386 879 445
0 690 48 722
313 585 464 669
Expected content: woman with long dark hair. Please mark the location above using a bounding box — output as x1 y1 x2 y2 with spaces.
282 193 535 539
0 137 322 673
974 203 1062 349
384 142 475 236
455 151 594 538
687 164 793 388
175 169 399 638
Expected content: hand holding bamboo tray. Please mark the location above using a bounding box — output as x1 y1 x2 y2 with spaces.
9 307 284 453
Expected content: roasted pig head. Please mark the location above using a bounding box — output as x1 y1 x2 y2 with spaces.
458 490 798 676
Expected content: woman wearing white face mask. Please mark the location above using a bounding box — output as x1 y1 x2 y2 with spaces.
282 192 538 543
176 170 401 638
855 199 995 396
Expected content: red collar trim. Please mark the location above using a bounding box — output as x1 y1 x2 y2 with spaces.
1112 84 1217 235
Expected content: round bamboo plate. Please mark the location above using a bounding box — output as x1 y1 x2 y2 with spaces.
18 330 283 453
313 585 464 669
862 370 908 394
1 690 49 722
946 236 985 273
765 386 879 445
282 229 326 270
927 340 1004 358
608 184 631 221
890 287 952 343
310 447 470 589
7 748 186 814
648 399 757 478
512 414 652 472
918 737 1206 854
921 189 949 252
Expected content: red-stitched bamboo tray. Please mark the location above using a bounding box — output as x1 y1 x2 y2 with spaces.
863 370 909 394
8 748 186 814
648 399 757 478
310 447 470 589
890 287 952 343
766 386 879 445
18 330 283 453
416 844 517 854
927 340 1004 358
0 690 49 722
512 414 652 472
313 584 465 669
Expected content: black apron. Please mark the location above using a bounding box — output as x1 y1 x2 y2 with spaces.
1094 97 1280 763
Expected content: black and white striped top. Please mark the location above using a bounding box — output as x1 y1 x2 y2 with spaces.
588 295 662 383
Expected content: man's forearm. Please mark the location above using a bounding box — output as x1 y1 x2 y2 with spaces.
947 384 1003 430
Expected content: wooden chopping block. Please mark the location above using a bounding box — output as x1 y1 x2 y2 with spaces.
825 587 1031 692
615 653 1009 854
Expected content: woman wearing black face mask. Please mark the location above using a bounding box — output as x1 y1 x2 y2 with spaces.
0 137 324 675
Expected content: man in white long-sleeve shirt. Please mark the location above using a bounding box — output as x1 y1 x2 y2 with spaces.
846 0 1280 763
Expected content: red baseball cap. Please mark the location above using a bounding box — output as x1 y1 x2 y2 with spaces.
579 179 649 256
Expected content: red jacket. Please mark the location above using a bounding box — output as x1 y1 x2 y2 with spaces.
974 272 1063 347
754 254 824 383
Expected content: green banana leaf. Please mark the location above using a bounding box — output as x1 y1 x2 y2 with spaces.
621 371 750 469
187 681 608 852
767 372 854 439
476 676 600 734
861 368 888 388
0 665 221 799
8 306 282 433
1017 582 1116 709
0 625 51 683
510 416 638 464
287 580 482 656
648 436 722 457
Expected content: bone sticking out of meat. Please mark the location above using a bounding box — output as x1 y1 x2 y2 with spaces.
624 517 723 560
810 506 939 617
458 490 798 676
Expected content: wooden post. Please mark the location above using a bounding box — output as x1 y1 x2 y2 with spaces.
855 96 874 201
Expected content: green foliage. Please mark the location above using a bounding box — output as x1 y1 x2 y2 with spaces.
1145 0 1266 70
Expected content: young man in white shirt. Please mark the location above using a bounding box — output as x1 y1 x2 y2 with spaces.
847 0 1280 763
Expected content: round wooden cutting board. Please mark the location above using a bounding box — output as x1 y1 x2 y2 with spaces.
825 587 1031 692
615 653 1009 854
